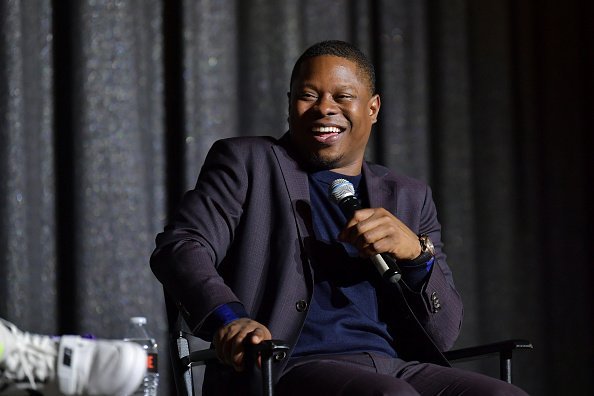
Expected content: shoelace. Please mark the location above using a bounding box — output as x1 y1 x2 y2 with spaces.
0 318 57 389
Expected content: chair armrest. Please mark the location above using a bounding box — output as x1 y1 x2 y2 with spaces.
184 348 216 367
182 339 290 396
444 339 533 384
183 339 290 367
444 339 533 363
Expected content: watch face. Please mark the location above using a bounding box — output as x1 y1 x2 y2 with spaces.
420 235 435 256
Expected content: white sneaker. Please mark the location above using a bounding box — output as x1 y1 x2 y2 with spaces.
57 335 147 395
0 317 58 390
0 318 147 395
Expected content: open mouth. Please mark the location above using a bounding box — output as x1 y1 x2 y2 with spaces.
311 125 344 143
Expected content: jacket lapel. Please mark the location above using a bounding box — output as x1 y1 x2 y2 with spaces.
271 135 312 246
364 162 450 366
363 162 398 215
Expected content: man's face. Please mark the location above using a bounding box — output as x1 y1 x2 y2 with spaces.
288 55 380 175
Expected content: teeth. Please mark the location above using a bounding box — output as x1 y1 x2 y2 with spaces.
312 126 341 133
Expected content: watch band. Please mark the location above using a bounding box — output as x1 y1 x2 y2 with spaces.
401 250 434 267
400 234 435 267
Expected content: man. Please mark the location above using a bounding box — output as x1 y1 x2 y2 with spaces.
151 40 527 395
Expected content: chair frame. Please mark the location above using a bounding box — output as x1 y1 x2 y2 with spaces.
171 329 532 396
443 338 533 383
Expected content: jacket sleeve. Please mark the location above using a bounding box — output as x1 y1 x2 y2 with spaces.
150 139 248 333
401 185 463 352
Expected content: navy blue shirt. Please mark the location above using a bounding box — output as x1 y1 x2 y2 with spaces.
291 170 396 358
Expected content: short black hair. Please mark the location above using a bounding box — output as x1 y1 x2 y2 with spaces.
289 40 376 95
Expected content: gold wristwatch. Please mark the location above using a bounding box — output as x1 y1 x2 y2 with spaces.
418 234 435 257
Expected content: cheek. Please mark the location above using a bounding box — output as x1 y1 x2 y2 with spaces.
292 101 311 117
344 109 365 128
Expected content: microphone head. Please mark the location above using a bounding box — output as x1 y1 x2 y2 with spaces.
329 179 356 203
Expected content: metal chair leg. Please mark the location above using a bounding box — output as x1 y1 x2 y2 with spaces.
500 352 512 383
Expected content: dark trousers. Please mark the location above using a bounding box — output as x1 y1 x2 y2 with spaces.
276 353 528 396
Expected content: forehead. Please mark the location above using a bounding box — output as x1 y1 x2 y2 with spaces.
293 55 369 90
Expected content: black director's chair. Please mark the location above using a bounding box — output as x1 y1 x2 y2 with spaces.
165 287 532 396
169 317 531 395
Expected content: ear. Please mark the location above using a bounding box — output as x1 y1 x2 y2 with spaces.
368 94 381 124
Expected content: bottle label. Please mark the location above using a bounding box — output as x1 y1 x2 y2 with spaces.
147 352 158 373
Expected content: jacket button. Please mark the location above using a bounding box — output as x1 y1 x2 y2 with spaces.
295 300 308 312
430 292 441 313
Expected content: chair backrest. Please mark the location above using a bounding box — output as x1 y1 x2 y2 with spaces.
170 328 211 396
163 289 209 396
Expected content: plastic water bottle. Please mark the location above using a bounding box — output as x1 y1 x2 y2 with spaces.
124 317 159 395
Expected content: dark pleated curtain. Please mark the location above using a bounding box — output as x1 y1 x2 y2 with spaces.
1 1 592 395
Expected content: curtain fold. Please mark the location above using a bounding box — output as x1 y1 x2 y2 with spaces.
67 0 165 335
1 1 592 394
0 0 57 333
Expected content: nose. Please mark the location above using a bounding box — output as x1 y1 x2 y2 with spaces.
315 94 338 116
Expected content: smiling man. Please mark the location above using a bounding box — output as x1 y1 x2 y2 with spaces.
151 40 527 395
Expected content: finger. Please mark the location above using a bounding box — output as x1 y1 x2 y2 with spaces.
340 210 387 242
230 342 245 372
244 328 271 371
248 327 268 344
342 223 387 252
218 324 247 367
230 328 256 371
229 324 266 370
231 328 266 371
339 221 367 243
358 225 395 251
359 237 392 257
342 208 374 229
220 335 236 366
213 327 230 363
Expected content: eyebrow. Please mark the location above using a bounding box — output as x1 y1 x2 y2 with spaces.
295 82 358 91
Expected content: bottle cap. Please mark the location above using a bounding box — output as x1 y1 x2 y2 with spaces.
130 316 147 325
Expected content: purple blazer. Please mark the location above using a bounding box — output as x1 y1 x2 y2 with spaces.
150 133 463 392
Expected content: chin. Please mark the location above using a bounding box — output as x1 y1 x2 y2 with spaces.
302 152 343 171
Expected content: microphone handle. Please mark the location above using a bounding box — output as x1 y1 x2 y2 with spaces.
371 254 402 284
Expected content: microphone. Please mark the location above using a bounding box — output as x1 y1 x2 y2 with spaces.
329 179 402 284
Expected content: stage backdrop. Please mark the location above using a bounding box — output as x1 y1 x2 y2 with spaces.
1 1 592 395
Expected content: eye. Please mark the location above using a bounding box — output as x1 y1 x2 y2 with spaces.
297 91 317 101
335 93 354 101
